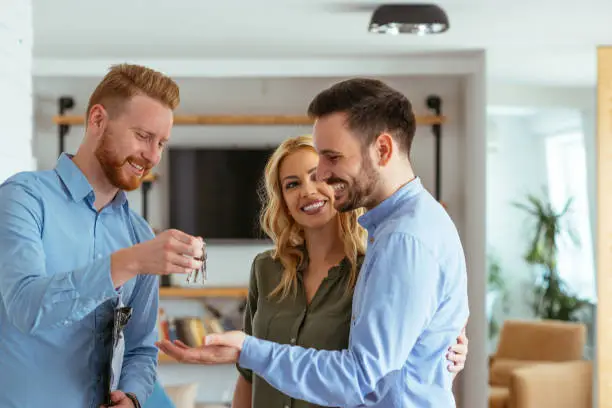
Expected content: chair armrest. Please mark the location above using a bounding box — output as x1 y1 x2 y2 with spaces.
509 360 592 408
489 354 496 370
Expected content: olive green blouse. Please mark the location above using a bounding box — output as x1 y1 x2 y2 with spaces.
237 249 364 408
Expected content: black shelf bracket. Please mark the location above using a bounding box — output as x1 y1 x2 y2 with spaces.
58 96 75 156
141 180 153 222
426 95 442 201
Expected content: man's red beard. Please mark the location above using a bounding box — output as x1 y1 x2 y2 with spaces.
94 131 152 191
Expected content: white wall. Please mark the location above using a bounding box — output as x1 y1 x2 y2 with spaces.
0 0 35 183
488 83 595 111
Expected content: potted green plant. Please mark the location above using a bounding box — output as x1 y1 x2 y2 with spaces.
513 191 590 321
486 252 508 339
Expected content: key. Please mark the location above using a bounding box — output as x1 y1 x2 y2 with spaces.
187 240 207 284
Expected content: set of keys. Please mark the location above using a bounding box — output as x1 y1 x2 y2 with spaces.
186 240 207 284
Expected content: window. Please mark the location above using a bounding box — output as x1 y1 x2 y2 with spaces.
545 131 596 301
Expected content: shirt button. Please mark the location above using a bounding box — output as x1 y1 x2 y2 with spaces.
97 254 102 259
369 236 374 243
290 338 296 345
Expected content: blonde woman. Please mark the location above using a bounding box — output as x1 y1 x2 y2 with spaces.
224 134 468 408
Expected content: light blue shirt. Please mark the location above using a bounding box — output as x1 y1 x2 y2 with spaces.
143 381 176 408
238 178 469 407
0 153 159 408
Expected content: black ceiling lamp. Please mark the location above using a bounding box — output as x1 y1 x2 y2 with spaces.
368 4 450 35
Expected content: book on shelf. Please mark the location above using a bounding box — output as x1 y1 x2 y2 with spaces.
156 306 227 348
158 308 170 342
174 317 206 347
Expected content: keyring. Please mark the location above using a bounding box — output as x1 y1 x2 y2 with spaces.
187 240 207 284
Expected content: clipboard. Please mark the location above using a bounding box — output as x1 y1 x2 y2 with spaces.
104 303 133 406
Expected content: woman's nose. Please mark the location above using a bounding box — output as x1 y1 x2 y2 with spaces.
301 180 317 196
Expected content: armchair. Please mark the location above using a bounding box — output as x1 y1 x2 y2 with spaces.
488 319 592 408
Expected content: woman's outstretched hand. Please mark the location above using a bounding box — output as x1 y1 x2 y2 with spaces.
156 331 247 365
447 326 468 377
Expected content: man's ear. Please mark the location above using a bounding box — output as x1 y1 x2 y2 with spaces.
374 132 394 166
87 104 108 132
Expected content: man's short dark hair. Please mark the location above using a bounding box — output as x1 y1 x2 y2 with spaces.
307 78 416 158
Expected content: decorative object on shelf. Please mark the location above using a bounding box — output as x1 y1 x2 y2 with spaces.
513 190 591 321
174 317 207 347
156 291 246 364
158 308 170 342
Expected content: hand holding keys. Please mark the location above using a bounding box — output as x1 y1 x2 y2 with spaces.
187 238 207 284
110 229 209 287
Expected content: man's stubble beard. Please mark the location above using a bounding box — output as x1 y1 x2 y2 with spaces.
337 152 380 213
94 131 147 192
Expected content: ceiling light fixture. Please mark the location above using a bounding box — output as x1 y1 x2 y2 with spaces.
368 4 450 35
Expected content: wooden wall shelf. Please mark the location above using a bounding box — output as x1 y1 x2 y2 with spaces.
142 173 158 183
159 286 249 298
52 113 446 127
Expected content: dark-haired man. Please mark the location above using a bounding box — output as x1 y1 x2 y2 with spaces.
159 78 469 408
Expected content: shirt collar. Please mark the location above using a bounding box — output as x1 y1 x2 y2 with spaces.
54 153 128 209
358 176 424 234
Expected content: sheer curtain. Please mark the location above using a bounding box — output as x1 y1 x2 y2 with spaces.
545 130 596 302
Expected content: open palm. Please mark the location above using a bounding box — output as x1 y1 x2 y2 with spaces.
156 339 239 365
156 331 247 365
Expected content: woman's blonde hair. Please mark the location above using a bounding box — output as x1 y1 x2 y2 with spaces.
259 134 367 300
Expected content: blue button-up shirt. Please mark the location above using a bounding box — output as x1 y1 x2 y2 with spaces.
238 177 469 407
0 153 159 408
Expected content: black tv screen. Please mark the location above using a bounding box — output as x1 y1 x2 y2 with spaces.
168 147 276 240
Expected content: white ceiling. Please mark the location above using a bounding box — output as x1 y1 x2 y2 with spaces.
32 0 612 86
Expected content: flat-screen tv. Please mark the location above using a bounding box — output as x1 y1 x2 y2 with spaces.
168 147 276 241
